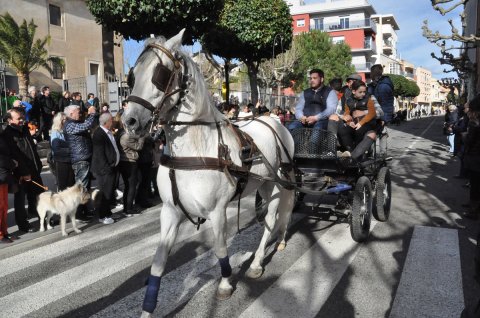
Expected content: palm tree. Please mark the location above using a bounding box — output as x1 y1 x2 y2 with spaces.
0 13 63 96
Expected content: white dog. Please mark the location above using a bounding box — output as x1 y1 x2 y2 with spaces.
37 183 98 236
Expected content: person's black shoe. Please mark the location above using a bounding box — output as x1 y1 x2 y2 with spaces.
18 227 36 233
49 218 60 227
463 211 479 220
76 215 93 223
1 237 13 243
137 201 154 209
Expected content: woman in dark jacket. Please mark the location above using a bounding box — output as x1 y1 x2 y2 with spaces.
463 96 480 220
57 91 72 113
50 112 74 190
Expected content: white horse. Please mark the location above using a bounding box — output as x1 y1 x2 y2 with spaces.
122 29 295 317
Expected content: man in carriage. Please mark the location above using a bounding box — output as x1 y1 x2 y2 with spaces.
289 68 338 131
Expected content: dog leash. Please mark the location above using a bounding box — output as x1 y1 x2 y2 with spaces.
27 180 49 191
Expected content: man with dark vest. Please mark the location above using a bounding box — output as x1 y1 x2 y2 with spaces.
289 68 338 130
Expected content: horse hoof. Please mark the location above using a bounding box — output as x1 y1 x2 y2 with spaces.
216 287 233 300
276 242 286 251
246 267 263 279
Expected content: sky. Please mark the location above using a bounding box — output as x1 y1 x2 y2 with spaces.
304 0 464 78
124 0 464 79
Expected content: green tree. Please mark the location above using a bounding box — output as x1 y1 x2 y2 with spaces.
388 74 420 98
293 30 354 91
86 0 224 43
202 0 293 104
0 13 63 96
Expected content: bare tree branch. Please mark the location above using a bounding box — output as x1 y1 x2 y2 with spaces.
431 0 468 15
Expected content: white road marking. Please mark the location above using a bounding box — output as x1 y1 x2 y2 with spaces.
239 221 378 318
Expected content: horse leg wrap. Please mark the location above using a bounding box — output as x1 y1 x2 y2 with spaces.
219 256 232 278
142 275 162 313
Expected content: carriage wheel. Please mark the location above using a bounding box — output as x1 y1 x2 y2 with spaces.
373 167 391 222
350 176 372 242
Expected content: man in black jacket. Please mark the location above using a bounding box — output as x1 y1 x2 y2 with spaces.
4 108 44 233
91 112 119 225
38 86 57 141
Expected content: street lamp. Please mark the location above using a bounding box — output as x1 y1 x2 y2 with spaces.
272 34 285 109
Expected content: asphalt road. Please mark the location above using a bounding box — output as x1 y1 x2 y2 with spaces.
0 115 478 318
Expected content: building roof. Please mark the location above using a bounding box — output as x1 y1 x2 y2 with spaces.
371 14 400 30
289 0 376 16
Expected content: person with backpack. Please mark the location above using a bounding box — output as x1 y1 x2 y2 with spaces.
289 68 337 130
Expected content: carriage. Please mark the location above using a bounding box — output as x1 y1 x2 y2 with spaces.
287 127 392 242
123 30 394 316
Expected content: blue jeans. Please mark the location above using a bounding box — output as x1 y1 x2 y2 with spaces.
288 119 328 130
447 134 455 154
72 160 91 189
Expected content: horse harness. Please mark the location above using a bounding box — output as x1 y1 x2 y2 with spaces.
160 119 294 230
124 42 294 229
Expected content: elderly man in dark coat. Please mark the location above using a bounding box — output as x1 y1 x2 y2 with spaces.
91 112 120 225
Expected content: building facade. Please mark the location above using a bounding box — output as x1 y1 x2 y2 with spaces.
414 66 432 112
289 0 377 81
0 0 123 94
371 14 401 75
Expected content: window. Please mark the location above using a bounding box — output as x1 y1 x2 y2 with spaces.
90 62 99 78
332 36 345 44
312 18 324 30
296 19 305 27
51 57 64 79
49 4 61 26
340 17 350 29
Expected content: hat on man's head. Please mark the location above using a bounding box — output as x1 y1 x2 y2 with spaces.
346 74 362 81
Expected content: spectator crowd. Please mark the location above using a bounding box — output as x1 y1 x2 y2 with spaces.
0 87 164 243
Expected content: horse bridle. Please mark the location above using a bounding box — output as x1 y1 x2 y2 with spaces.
126 43 187 119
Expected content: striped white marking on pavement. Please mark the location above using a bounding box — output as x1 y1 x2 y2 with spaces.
0 204 245 279
93 213 306 317
389 225 464 318
239 221 377 318
0 232 163 317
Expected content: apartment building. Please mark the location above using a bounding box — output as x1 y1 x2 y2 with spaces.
415 66 432 111
0 0 123 93
288 0 377 81
430 78 448 107
371 14 401 75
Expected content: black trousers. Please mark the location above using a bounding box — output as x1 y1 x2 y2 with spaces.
470 170 480 208
14 173 43 229
136 162 152 204
55 161 75 191
93 169 117 219
118 161 138 211
338 120 377 151
41 114 53 141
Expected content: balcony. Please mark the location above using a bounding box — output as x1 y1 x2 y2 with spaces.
352 62 372 72
310 18 377 33
351 38 376 53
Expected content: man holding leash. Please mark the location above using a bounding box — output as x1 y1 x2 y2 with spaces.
3 108 45 233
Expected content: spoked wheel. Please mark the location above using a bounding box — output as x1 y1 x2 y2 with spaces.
350 176 373 242
373 167 392 221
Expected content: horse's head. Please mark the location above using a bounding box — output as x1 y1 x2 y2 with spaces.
123 29 188 134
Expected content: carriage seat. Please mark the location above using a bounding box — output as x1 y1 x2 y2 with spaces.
289 128 338 171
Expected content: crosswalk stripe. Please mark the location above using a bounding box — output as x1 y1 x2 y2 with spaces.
0 231 165 317
239 221 377 318
389 225 464 318
0 210 157 278
0 202 249 279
